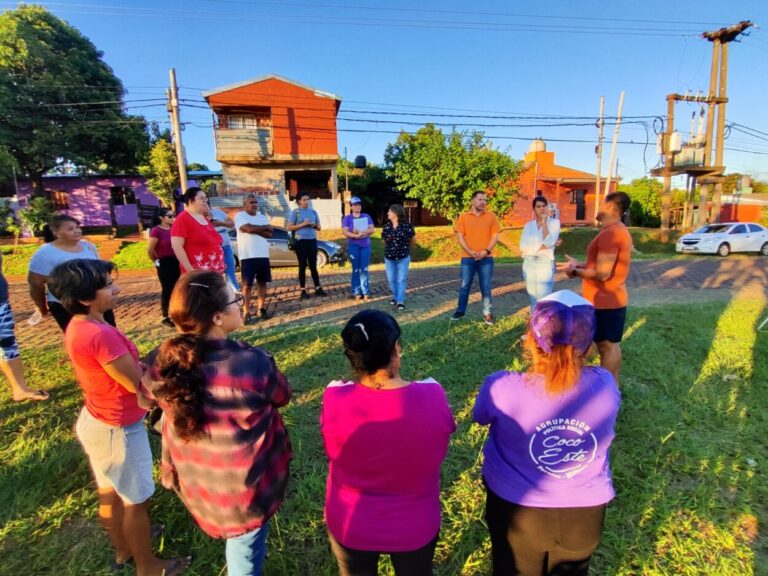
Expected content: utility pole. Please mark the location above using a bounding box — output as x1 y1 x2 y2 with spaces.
167 68 188 195
594 96 604 225
604 91 624 198
655 21 752 239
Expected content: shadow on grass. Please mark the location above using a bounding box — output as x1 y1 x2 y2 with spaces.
600 298 767 575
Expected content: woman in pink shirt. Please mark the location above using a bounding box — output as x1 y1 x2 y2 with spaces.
321 309 456 575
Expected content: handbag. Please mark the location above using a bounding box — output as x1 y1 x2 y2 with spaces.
288 209 298 250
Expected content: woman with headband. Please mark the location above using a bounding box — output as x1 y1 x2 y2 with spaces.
321 309 456 575
143 271 292 575
473 290 620 576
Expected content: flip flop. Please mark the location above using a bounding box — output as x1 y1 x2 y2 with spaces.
12 389 49 402
111 524 166 571
162 556 192 576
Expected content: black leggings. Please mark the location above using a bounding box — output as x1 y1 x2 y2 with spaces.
48 301 116 332
484 481 606 576
328 531 438 576
156 256 181 317
296 239 320 289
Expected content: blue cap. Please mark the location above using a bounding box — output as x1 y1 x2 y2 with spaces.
350 196 362 204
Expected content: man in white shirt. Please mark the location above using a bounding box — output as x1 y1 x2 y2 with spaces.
234 194 273 321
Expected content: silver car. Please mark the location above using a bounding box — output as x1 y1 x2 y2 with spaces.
676 222 768 256
229 226 346 267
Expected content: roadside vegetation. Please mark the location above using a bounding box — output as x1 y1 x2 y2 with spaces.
0 298 764 575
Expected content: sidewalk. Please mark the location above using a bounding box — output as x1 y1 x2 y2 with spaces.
8 258 766 349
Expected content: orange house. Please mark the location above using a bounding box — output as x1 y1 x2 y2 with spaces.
203 75 341 201
508 140 619 227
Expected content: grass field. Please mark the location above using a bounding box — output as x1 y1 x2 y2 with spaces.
0 296 765 575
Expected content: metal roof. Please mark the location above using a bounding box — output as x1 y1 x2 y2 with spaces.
202 74 342 101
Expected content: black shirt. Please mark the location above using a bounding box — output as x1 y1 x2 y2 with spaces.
382 221 415 261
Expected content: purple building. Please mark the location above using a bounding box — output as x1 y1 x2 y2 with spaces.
16 174 159 230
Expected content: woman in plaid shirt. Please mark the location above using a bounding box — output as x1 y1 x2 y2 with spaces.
144 270 292 576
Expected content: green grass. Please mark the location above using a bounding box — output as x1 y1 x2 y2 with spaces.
0 297 765 574
111 240 154 271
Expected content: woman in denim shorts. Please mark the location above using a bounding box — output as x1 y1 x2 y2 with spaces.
48 259 189 576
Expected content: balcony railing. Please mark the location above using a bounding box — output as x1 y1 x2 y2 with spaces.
214 128 273 161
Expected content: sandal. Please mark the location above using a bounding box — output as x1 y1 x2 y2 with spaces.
12 389 49 402
111 524 166 571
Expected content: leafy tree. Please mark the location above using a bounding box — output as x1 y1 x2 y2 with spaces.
0 6 150 194
619 177 663 227
139 139 178 207
17 196 53 237
384 124 522 221
336 159 399 223
186 162 209 172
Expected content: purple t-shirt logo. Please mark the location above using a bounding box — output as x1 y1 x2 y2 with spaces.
528 418 598 479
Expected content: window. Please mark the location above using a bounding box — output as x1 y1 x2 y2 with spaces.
46 189 69 210
730 224 747 234
748 224 764 233
569 189 586 205
227 108 271 129
110 186 136 205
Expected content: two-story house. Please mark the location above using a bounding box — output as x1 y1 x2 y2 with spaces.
203 74 342 226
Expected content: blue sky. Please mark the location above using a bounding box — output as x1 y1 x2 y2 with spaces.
5 0 768 185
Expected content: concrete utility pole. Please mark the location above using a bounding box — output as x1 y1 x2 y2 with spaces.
167 68 188 194
604 91 624 198
655 20 752 241
594 96 604 225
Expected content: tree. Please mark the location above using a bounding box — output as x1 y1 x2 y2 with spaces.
186 162 209 172
17 196 53 237
0 6 150 194
384 124 522 221
619 177 663 227
336 159 399 223
139 139 178 207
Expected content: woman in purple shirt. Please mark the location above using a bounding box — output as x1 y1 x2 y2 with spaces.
473 290 620 576
321 309 456 575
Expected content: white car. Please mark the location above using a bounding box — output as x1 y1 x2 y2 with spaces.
676 222 768 256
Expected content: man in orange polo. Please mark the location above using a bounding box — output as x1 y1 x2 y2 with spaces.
558 191 632 382
450 191 501 325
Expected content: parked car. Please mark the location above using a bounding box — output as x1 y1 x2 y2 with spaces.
676 222 768 256
229 226 346 267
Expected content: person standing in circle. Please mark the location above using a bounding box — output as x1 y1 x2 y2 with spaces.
286 193 326 300
322 309 455 575
234 195 273 322
341 197 374 300
381 204 415 310
520 196 561 310
473 290 620 576
208 206 240 293
170 187 225 275
147 208 180 328
28 214 114 331
144 271 292 576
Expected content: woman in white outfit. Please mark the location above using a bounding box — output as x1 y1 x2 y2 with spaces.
519 196 561 310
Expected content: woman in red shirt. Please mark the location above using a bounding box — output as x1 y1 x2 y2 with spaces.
47 259 188 576
170 187 225 275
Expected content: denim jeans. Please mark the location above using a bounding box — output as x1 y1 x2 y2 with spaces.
226 521 270 576
522 256 555 310
385 256 410 304
222 243 241 292
456 257 494 315
348 243 371 296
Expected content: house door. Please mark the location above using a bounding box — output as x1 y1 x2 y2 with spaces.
574 190 586 221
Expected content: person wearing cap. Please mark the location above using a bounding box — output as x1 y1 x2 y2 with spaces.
450 190 501 325
234 195 273 322
341 197 375 300
322 309 456 574
557 191 632 383
473 290 620 576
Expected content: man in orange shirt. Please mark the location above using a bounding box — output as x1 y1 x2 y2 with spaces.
558 192 632 382
451 191 501 325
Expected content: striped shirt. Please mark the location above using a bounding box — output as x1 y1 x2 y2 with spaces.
146 339 292 539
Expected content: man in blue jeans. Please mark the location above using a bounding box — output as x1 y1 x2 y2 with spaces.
451 191 501 325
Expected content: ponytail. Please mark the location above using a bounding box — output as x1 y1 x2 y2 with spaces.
153 334 209 441
524 333 588 396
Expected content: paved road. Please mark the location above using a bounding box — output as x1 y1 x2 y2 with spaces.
8 258 766 349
